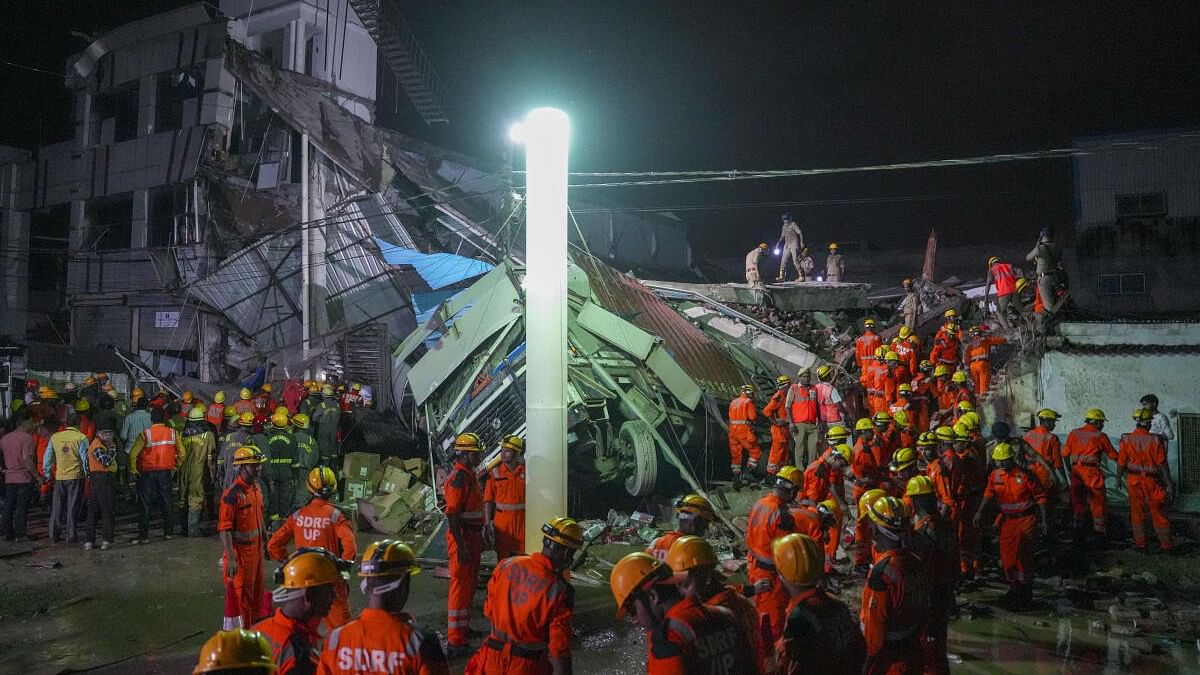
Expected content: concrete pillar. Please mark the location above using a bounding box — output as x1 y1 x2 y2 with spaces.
284 19 306 74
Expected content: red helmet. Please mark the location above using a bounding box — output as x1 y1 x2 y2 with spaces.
25 378 38 390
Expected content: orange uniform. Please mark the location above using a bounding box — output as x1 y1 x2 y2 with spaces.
645 596 761 675
707 587 767 674
953 448 987 576
1062 424 1117 534
267 498 357 629
851 439 885 566
983 466 1046 584
443 460 485 647
483 462 526 559
206 402 226 429
318 608 448 675
219 475 267 629
646 530 685 563
469 552 572 675
233 399 255 417
1118 428 1172 550
892 340 918 378
860 548 930 675
965 335 1005 395
910 513 957 675
865 361 887 415
856 332 883 371
253 609 320 674
728 394 761 476
778 587 865 675
1023 426 1062 482
909 374 933 432
929 326 962 369
763 389 792 474
746 492 796 640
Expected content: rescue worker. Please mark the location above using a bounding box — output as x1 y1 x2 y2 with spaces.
776 213 806 282
444 432 486 657
774 533 865 675
181 405 216 537
194 629 277 675
728 384 762 482
787 369 821 467
746 242 769 289
268 468 357 629
1023 409 1068 494
825 243 844 282
892 326 919 376
467 517 583 675
130 407 185 543
929 313 963 371
864 348 888 415
906 475 957 674
883 352 909 407
852 487 888 574
234 388 256 418
76 399 96 440
181 391 198 417
814 365 846 427
909 361 935 432
798 246 815 281
763 376 793 475
886 448 918 497
851 413 887 573
609 551 758 674
965 325 1006 395
974 443 1049 609
803 441 851 516
952 423 987 579
1026 231 1065 316
263 411 298 524
669 535 766 674
221 446 269 629
219 412 257 490
1118 408 1174 552
897 278 920 330
291 414 317 508
312 385 341 466
483 434 527 560
855 319 883 373
746 466 803 641
860 496 929 674
253 548 339 674
253 385 277 424
984 255 1021 330
1140 394 1174 443
207 391 228 431
318 540 448 675
647 494 716 562
45 412 89 545
1061 408 1118 544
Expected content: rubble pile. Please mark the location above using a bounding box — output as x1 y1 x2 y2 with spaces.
339 452 440 546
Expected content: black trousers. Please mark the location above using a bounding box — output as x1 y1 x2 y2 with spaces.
3 483 34 538
137 470 175 538
87 473 117 543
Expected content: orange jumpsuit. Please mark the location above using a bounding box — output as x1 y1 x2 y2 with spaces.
910 513 957 675
1023 426 1062 482
205 402 226 429
253 608 320 674
1118 428 1172 550
929 326 962 369
865 361 888 415
646 530 685 563
852 438 885 566
860 548 930 675
443 460 485 647
484 462 526 559
746 492 796 641
467 552 572 675
965 336 1005 395
728 394 761 476
876 369 899 411
267 497 357 629
909 374 933 432
856 332 883 371
645 596 760 675
778 587 865 675
219 475 267 629
954 448 987 576
707 587 767 675
233 399 255 417
1062 425 1117 534
984 466 1046 584
318 608 448 675
763 389 791 474
893 340 919 379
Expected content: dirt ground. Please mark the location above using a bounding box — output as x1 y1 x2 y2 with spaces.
3 496 1200 674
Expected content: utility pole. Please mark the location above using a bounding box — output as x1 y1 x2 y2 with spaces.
301 131 311 377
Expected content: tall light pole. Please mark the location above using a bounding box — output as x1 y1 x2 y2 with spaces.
514 108 570 551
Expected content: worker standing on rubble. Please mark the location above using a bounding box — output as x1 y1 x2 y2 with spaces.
263 411 298 525
610 551 759 674
747 466 803 641
855 319 883 373
728 384 762 482
897 278 920 329
974 443 1049 609
746 243 769 289
647 494 716 562
220 446 268 629
825 243 845 282
253 547 338 674
444 432 486 657
814 365 846 428
318 540 448 675
313 385 341 466
787 369 821 468
1118 409 1174 552
291 414 317 507
180 406 216 538
984 255 1022 331
930 311 963 369
776 213 806 282
129 407 185 543
798 246 815 282
906 475 957 674
268 467 357 629
207 391 227 431
1062 408 1118 546
774 533 865 675
484 434 527 560
1026 231 1065 316
467 517 583 675
763 376 793 475
669 535 766 673
859 495 929 674
965 325 1006 395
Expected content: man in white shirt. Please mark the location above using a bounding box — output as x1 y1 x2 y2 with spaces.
1140 394 1174 442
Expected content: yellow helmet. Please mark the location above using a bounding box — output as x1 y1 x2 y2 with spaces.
193 629 276 674
776 375 792 387
898 325 912 338
74 399 91 413
238 411 255 427
873 346 886 358
960 411 981 430
872 412 892 425
38 385 57 400
292 413 310 430
84 376 97 387
856 488 889 522
758 242 769 249
270 411 290 429
884 351 900 363
740 384 755 394
833 443 852 464
898 383 912 395
1132 408 1153 423
359 539 420 577
262 384 273 393
944 308 958 318
933 365 950 377
906 475 936 497
183 391 194 403
957 400 974 412
854 418 874 432
352 383 362 392
889 447 917 472
275 548 340 589
826 425 850 441
214 391 226 404
829 242 839 251
892 410 910 427
187 407 206 421
307 467 337 497
322 385 335 397
815 365 833 380
453 432 482 452
916 431 936 447
542 517 585 549
1085 408 1107 422
772 533 824 587
864 318 877 328
951 371 969 384
866 495 909 530
132 386 145 400
232 446 266 466
1036 408 1061 421
1016 277 1029 292
610 552 669 618
224 407 240 420
775 465 804 489
934 426 957 442
988 255 1002 267
239 388 252 401
817 499 841 520
666 535 718 574
953 423 971 441
674 494 716 522
273 405 289 417
991 443 1014 461
500 434 525 453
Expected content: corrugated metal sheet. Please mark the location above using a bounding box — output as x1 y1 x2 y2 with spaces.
1074 132 1200 224
72 305 131 349
575 254 743 397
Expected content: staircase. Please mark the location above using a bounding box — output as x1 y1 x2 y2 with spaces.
347 0 449 124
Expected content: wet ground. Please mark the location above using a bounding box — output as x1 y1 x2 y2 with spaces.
3 502 1200 674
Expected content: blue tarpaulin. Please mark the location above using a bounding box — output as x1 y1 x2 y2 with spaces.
375 239 494 290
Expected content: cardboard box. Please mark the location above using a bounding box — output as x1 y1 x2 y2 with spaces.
375 503 413 534
368 491 407 519
404 484 433 511
345 480 375 501
343 452 381 482
377 465 413 495
401 458 425 475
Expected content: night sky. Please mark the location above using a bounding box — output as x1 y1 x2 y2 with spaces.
4 2 1200 257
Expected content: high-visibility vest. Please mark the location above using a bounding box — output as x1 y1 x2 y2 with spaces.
206 402 225 428
789 384 818 424
815 382 841 422
728 395 756 425
139 424 178 472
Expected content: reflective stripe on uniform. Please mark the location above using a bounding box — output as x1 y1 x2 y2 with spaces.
233 528 261 541
495 503 525 511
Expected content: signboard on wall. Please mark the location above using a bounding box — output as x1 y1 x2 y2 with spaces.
155 311 180 328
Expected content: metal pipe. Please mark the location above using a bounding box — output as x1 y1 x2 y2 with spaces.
301 131 311 377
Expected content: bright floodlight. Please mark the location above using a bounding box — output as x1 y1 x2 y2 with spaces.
508 122 526 144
